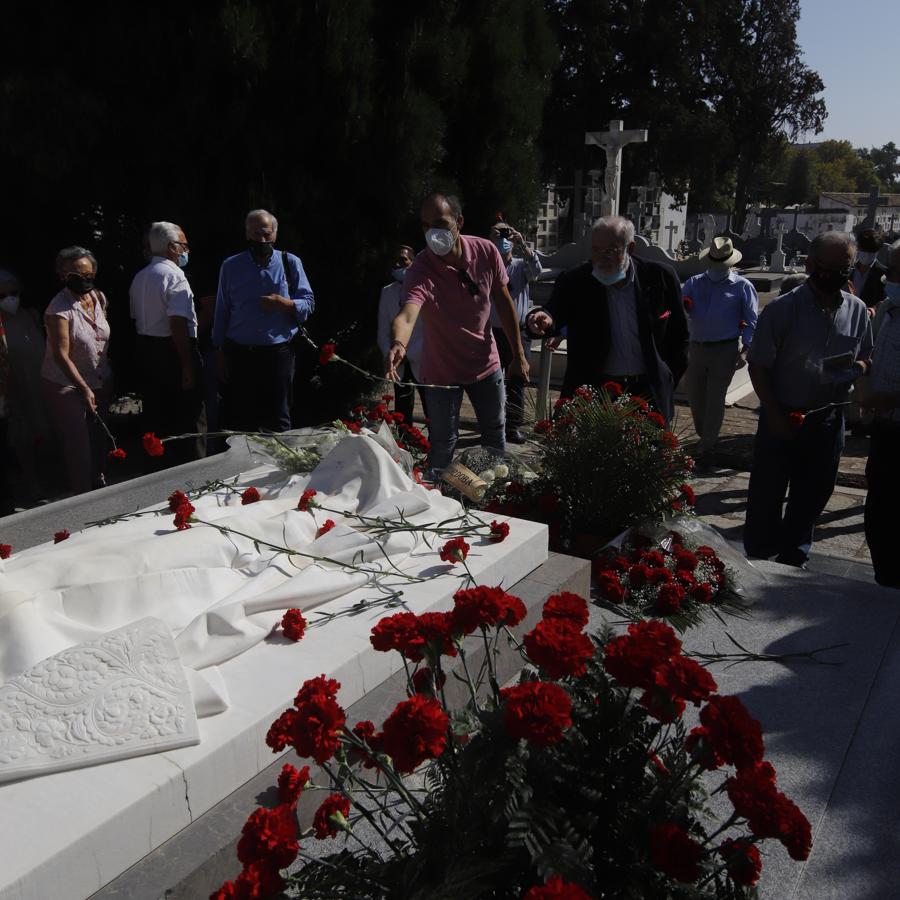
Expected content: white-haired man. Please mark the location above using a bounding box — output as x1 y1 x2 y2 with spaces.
525 215 689 421
129 221 205 464
213 209 315 432
744 231 873 567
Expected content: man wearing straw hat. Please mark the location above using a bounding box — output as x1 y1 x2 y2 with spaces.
682 236 758 465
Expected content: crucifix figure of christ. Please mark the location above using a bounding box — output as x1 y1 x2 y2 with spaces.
585 120 649 218
861 184 887 230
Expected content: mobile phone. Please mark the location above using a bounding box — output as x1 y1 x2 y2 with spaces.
821 352 853 371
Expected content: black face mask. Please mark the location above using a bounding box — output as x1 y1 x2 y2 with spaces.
66 274 95 295
248 240 274 263
810 267 851 294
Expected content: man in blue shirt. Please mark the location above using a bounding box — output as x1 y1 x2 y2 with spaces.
489 219 542 443
683 237 758 461
213 209 315 432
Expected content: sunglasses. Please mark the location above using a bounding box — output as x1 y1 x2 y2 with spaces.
456 269 479 297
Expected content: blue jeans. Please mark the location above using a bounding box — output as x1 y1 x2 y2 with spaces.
743 407 844 564
422 368 506 472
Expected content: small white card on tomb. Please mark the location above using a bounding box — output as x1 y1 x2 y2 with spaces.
0 617 199 783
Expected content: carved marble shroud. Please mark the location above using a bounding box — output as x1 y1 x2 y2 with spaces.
0 617 199 783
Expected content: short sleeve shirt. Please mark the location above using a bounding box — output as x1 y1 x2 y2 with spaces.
129 257 198 338
40 289 112 388
403 235 509 385
748 284 873 409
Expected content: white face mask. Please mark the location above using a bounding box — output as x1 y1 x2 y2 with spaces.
857 250 877 266
0 295 20 315
425 227 456 256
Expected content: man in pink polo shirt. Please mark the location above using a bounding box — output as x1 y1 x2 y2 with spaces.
385 192 530 474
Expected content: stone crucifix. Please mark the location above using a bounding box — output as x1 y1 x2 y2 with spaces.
665 220 679 252
585 120 649 218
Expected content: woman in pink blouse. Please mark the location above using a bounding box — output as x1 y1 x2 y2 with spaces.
41 246 113 494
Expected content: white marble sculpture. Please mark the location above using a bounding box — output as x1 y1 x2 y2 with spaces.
0 617 198 783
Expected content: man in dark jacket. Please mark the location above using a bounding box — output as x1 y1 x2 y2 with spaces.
851 227 887 310
525 216 689 421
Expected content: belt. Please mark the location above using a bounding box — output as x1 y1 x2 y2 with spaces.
601 374 649 389
225 340 291 353
691 337 739 346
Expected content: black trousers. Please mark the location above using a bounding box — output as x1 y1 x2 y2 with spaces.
865 423 900 587
136 335 206 466
492 327 526 430
223 341 294 433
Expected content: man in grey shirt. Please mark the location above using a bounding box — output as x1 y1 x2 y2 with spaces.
744 231 872 566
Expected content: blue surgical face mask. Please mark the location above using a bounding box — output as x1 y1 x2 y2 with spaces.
592 266 627 286
177 251 190 268
495 238 513 256
392 267 407 283
706 268 729 282
885 282 900 301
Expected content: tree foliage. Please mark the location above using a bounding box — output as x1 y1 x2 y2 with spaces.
774 141 881 205
858 142 900 192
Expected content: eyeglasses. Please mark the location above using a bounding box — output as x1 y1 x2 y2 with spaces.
171 241 190 251
593 244 626 258
456 269 479 297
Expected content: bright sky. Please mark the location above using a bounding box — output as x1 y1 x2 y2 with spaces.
796 0 900 149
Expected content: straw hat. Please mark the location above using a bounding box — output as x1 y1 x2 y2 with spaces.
699 236 742 268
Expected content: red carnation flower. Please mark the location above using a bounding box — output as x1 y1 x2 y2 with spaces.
699 694 764 770
380 694 449 773
142 432 165 457
108 447 126 461
313 793 350 839
655 582 685 615
267 674 345 764
281 608 307 642
173 501 195 531
236 803 299 869
542 591 589 627
241 487 260 505
0 544 11 559
414 611 458 658
277 763 310 806
54 529 70 544
680 484 696 505
601 380 623 398
349 719 383 769
692 583 715 604
450 585 526 635
649 656 717 711
500 681 572 746
341 419 361 433
658 309 671 321
316 518 336 538
719 838 762 887
647 411 666 428
211 861 285 900
649 822 703 882
594 571 626 603
524 618 594 680
789 411 805 430
574 386 593 402
297 488 318 511
628 562 652 588
661 430 678 449
534 418 553 434
318 343 337 365
371 611 427 660
439 536 469 564
683 295 693 311
168 490 189 512
381 393 394 403
522 873 593 899
602 620 682 690
489 520 510 543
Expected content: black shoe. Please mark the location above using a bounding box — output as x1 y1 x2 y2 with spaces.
775 551 808 569
506 428 526 444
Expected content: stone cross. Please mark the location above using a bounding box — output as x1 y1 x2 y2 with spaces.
861 185 887 229
585 120 649 218
665 220 679 252
770 222 787 273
